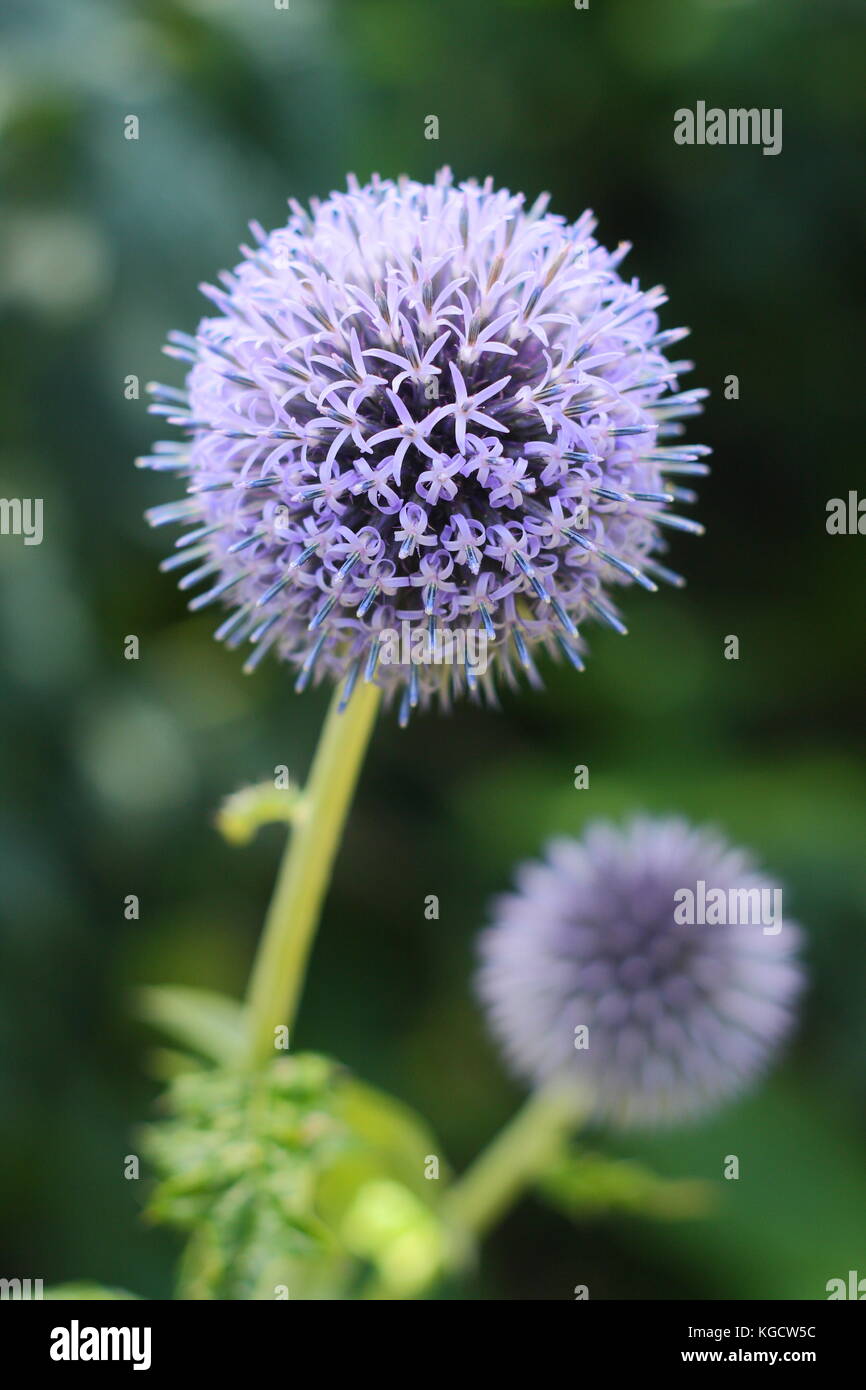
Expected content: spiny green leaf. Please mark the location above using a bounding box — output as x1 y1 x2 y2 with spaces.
143 1054 450 1300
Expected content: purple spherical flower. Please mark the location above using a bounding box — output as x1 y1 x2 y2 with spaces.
477 818 803 1126
142 169 709 723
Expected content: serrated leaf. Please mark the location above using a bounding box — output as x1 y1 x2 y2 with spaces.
144 1054 450 1300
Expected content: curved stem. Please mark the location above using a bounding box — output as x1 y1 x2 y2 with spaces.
443 1082 588 1240
243 680 381 1068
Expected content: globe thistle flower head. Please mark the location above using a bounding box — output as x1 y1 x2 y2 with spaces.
477 818 803 1127
142 170 709 724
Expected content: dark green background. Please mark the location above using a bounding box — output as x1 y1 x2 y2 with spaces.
1 0 864 1299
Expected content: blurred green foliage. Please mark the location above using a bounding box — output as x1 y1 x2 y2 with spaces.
143 1048 448 1300
1 0 864 1299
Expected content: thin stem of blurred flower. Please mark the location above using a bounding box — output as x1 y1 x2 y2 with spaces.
243 680 381 1067
443 1082 588 1241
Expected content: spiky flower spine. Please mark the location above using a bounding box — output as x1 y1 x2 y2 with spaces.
477 818 803 1126
142 170 709 723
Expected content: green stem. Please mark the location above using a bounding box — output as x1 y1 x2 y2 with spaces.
443 1082 588 1241
243 680 381 1068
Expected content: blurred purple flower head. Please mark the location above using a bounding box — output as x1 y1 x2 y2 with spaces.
142 169 708 723
477 818 803 1126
